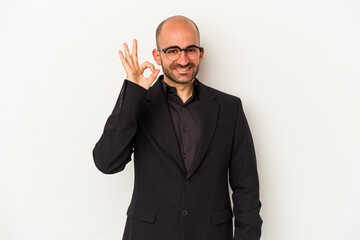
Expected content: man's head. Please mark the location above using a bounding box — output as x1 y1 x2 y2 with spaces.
152 15 204 84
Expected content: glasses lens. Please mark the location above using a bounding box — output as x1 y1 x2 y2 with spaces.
165 47 180 60
186 47 200 59
164 46 201 60
186 47 199 54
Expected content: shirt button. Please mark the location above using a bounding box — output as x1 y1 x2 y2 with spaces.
182 154 186 159
184 180 190 186
182 210 189 216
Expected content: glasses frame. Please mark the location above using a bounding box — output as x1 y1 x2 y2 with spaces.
158 45 204 61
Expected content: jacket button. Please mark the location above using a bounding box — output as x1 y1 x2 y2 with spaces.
184 180 190 186
182 210 188 216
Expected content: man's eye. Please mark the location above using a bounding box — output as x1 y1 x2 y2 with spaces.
167 49 178 54
187 48 196 53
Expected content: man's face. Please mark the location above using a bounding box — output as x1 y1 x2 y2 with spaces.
153 21 204 84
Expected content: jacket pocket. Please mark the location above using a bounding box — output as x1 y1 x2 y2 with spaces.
126 204 157 223
212 207 233 225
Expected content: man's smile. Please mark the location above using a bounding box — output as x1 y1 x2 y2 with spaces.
175 66 192 73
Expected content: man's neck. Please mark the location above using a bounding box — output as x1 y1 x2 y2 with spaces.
164 76 195 103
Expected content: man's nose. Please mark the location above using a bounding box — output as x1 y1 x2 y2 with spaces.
176 50 190 65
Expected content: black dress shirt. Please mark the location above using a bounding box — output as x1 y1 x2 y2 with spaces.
161 77 201 173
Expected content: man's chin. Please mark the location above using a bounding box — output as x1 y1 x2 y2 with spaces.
172 78 193 84
168 73 195 84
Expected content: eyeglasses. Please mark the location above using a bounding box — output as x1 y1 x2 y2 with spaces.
158 45 203 61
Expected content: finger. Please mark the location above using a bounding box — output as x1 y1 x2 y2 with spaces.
148 69 160 82
139 62 154 74
118 50 128 67
118 50 132 74
139 61 155 74
123 43 133 66
118 50 126 63
131 39 139 68
131 39 138 58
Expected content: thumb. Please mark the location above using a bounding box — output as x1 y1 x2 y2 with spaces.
148 69 160 82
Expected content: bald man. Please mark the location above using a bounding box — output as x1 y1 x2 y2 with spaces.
93 16 262 240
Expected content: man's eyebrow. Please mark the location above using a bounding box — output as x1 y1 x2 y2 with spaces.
164 44 199 49
185 44 199 48
163 45 179 49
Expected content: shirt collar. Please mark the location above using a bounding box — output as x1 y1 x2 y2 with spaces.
160 75 200 98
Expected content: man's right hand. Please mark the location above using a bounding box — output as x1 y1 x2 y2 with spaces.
118 39 160 90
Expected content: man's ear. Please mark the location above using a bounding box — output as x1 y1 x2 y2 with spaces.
199 47 205 63
152 49 161 66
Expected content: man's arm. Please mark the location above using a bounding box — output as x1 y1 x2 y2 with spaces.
92 39 160 174
229 98 262 240
92 80 147 174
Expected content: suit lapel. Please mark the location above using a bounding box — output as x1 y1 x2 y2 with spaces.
145 78 187 174
187 81 219 179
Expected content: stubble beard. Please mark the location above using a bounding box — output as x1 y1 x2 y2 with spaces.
161 59 200 84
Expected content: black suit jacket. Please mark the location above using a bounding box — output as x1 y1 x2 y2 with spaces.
93 76 262 240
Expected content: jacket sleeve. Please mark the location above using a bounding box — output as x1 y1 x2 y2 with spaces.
92 80 147 174
229 98 262 240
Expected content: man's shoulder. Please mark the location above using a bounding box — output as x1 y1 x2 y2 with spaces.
198 80 241 104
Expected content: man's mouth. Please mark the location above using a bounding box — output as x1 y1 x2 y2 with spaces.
174 66 191 73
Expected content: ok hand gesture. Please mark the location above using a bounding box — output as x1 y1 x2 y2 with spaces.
118 39 160 90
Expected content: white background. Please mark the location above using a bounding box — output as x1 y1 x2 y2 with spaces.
1 0 359 239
